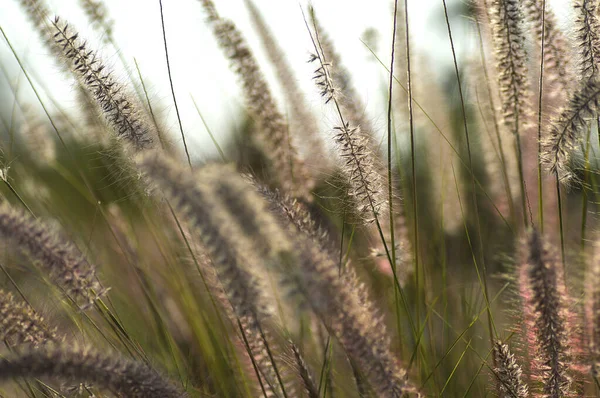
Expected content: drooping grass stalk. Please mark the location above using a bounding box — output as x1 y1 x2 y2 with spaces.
149 154 414 395
17 0 110 130
141 155 289 397
51 17 158 150
198 0 314 200
220 171 415 396
0 203 105 308
0 343 186 397
244 0 327 174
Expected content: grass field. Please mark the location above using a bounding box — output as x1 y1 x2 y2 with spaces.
0 0 599 397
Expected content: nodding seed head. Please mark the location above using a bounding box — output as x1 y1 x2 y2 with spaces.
0 204 106 309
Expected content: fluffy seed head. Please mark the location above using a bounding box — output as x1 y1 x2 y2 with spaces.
573 0 600 81
0 343 186 397
140 155 271 322
523 0 572 95
200 1 314 200
489 0 531 133
78 0 114 40
493 341 529 398
0 290 58 346
0 204 105 309
542 79 600 182
51 17 156 150
308 34 387 223
521 229 571 397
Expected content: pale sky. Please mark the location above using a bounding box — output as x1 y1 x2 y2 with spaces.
0 0 574 161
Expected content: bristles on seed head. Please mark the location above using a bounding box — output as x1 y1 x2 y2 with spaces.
573 0 600 81
139 154 271 321
489 0 531 134
306 14 387 224
0 204 106 309
493 341 529 398
542 78 600 182
0 290 58 346
0 343 186 397
78 0 114 41
199 1 314 200
521 228 571 396
51 17 156 151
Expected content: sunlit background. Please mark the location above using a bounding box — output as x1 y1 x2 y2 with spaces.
0 0 570 162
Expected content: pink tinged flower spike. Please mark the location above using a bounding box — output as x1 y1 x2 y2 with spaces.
521 229 572 396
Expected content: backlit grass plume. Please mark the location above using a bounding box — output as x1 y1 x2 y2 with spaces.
0 289 58 346
573 0 600 81
0 343 186 397
308 8 379 150
0 204 105 308
198 166 414 396
493 341 529 398
140 155 270 323
489 0 531 132
199 0 314 200
244 0 327 174
51 17 157 150
523 0 571 96
520 229 571 396
307 16 387 224
542 78 600 181
78 0 113 40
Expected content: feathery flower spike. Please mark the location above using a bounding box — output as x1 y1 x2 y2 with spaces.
51 17 156 150
0 343 186 397
0 203 105 308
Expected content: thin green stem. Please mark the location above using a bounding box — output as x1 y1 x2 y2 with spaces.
536 0 547 233
158 0 192 169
